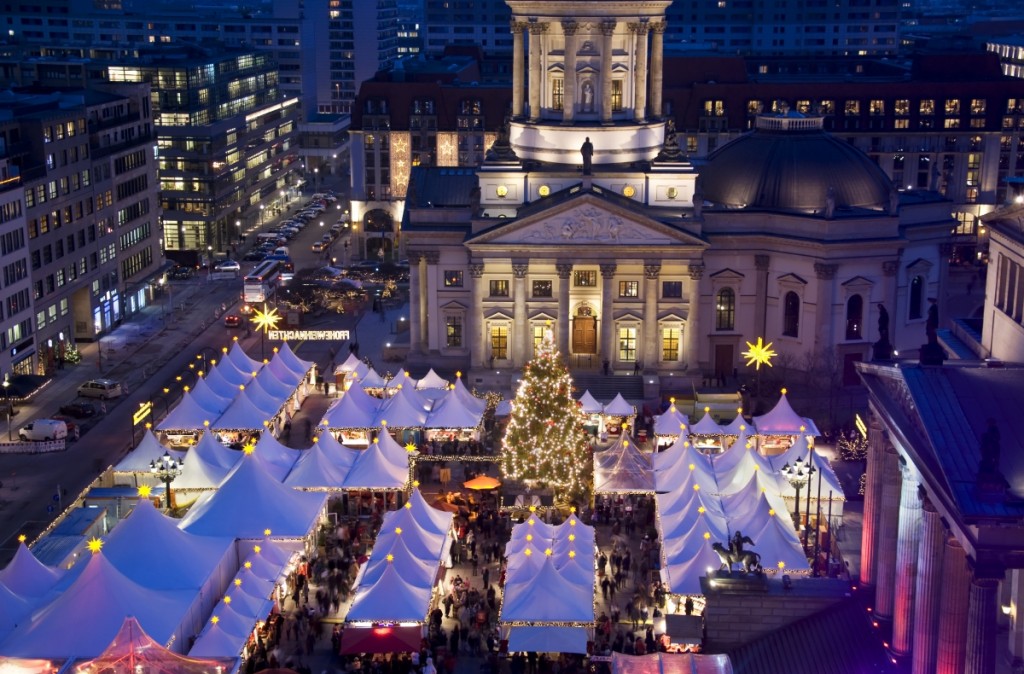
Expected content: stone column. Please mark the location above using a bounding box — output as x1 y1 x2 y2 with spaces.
936 537 970 674
814 262 837 351
649 21 666 118
892 463 923 656
860 411 885 587
528 21 546 122
511 21 528 118
469 262 486 368
561 20 578 124
557 262 573 358
630 21 649 122
407 252 423 353
873 441 901 620
684 263 704 369
911 497 946 674
422 251 439 351
512 261 529 366
1009 569 1024 663
600 20 616 123
754 254 770 337
964 577 999 674
600 263 617 366
643 262 661 369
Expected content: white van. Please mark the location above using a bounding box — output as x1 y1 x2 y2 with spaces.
274 246 290 257
19 419 68 442
78 379 123 399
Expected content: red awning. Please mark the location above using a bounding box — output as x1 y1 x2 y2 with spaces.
340 625 422 654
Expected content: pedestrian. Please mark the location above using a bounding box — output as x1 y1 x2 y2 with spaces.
100 401 107 415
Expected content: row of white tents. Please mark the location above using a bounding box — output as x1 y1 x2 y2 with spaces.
156 343 313 433
652 392 821 442
321 369 486 432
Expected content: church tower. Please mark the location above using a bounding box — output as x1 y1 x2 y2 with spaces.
507 1 673 166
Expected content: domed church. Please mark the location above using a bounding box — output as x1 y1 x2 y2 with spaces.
401 0 953 387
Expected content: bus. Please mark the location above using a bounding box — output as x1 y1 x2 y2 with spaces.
264 254 295 281
243 259 282 303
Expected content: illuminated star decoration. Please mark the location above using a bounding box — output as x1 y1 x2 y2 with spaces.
742 337 777 370
86 537 104 554
405 442 418 453
242 441 256 455
137 485 152 498
252 304 282 335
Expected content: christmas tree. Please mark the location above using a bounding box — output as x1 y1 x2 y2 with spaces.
501 328 592 504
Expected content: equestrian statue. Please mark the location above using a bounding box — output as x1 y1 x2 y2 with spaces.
711 530 763 574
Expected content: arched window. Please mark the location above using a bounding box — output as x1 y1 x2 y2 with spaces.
716 288 735 331
846 294 863 340
909 275 924 319
783 291 800 337
364 209 393 233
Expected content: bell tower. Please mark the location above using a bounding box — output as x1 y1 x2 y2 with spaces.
506 0 673 167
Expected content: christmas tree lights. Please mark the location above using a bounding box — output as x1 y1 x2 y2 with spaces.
501 329 592 504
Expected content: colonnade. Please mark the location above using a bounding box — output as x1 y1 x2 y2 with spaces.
860 410 1008 674
510 16 667 122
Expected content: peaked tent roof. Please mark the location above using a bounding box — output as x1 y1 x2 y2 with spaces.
358 367 387 389
174 432 242 490
155 391 218 432
453 377 487 414
320 384 380 429
251 432 303 480
424 391 483 429
405 488 455 535
0 543 61 599
721 412 749 436
603 393 636 417
337 352 368 377
345 562 431 622
594 434 655 493
500 557 593 623
654 405 690 436
114 431 185 472
374 388 428 428
238 378 286 417
283 441 350 488
416 368 449 390
386 370 418 390
577 390 604 414
265 356 304 387
200 366 243 400
103 499 235 590
0 581 32 637
227 342 265 374
76 616 235 674
211 390 275 431
753 392 821 436
253 366 296 401
189 377 234 415
274 342 314 377
342 440 410 490
208 359 251 388
690 410 725 436
179 456 327 539
0 552 194 658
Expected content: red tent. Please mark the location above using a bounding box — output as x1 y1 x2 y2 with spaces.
339 625 422 654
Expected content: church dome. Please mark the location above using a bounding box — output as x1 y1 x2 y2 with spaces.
698 113 893 215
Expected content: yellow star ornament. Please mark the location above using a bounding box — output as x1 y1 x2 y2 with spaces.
252 304 282 334
742 337 777 370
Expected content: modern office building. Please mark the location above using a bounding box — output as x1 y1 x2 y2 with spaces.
0 84 161 375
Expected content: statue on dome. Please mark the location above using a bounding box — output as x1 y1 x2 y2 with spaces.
824 185 836 220
580 136 594 175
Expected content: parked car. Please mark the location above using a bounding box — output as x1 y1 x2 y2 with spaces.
224 314 241 328
169 266 194 280
19 419 68 442
243 250 266 262
77 378 123 399
312 242 327 253
214 259 241 272
58 401 97 418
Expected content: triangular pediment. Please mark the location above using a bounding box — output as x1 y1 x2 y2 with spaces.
468 193 705 250
529 310 558 322
484 308 514 320
658 311 688 323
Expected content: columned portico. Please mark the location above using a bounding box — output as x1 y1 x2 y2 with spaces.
754 254 770 336
873 440 901 620
964 577 999 674
556 262 573 357
685 264 703 369
600 263 616 365
936 537 970 674
630 21 649 122
892 462 922 655
423 251 439 351
911 497 945 674
561 20 578 124
528 21 546 122
599 20 615 123
511 21 528 118
860 411 885 587
649 22 666 118
469 262 486 368
513 261 529 365
643 262 660 369
408 252 423 354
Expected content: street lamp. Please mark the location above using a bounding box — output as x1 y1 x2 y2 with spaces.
149 451 183 511
780 456 815 551
207 245 213 280
314 167 319 192
259 204 265 227
235 219 241 244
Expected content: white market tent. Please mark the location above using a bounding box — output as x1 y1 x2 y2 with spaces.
689 409 724 436
603 393 636 417
0 583 32 637
0 551 199 658
594 433 654 494
274 342 314 380
208 359 252 389
609 652 734 674
114 431 186 473
423 390 484 430
201 366 244 400
452 377 487 414
577 390 604 415
226 342 264 375
720 412 749 436
415 368 448 390
500 515 594 653
321 383 380 430
653 404 689 439
283 439 353 489
374 387 428 428
341 437 411 490
156 391 218 432
210 391 276 432
190 377 234 416
358 368 387 389
175 432 242 491
0 542 62 602
254 366 295 403
251 432 302 481
178 455 327 539
386 370 418 392
753 391 821 437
